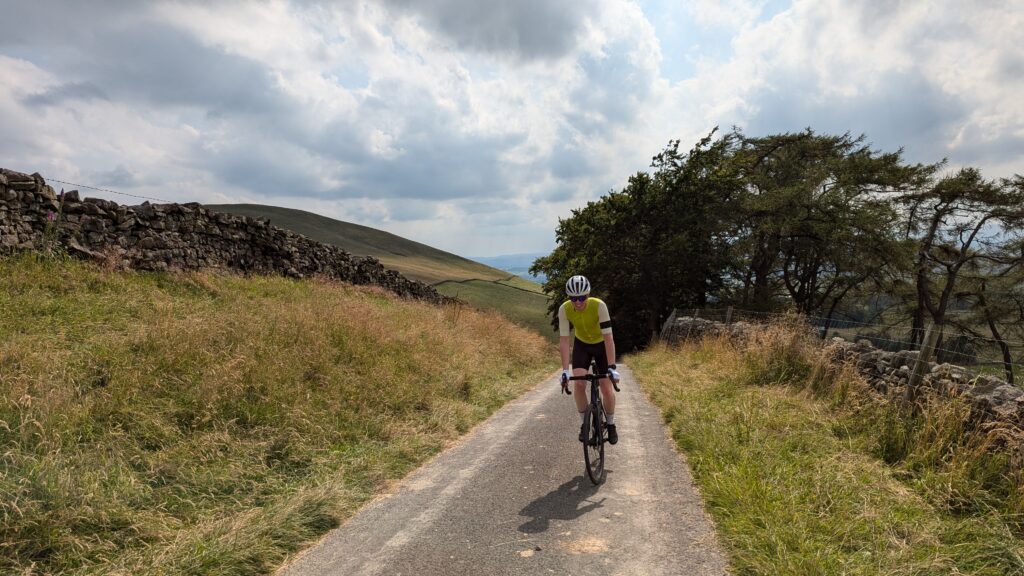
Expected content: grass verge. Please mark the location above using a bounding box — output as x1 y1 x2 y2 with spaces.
631 322 1024 575
0 254 554 575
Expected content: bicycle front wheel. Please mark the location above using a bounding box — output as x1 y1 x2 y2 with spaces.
583 401 606 484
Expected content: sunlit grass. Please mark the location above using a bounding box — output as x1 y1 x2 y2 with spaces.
0 254 554 574
632 322 1024 575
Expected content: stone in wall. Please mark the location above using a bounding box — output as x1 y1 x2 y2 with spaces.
0 167 455 306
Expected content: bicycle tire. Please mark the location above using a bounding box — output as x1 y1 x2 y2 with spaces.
583 400 606 484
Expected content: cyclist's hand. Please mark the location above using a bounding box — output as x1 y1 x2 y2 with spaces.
560 369 571 394
608 367 620 383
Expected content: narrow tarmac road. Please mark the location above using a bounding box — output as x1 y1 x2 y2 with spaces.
278 365 728 576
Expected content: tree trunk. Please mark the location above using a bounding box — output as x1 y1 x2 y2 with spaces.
909 307 925 349
820 298 842 340
987 317 1015 385
978 290 1014 385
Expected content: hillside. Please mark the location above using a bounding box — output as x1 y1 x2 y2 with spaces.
204 204 508 284
206 203 555 340
0 254 553 575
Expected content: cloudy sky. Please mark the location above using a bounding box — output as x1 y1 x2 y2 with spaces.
2 1 1022 257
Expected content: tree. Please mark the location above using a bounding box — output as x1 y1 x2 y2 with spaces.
729 130 931 333
531 130 744 351
901 169 1024 348
945 188 1024 382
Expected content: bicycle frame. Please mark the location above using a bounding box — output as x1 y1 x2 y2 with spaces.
567 368 620 484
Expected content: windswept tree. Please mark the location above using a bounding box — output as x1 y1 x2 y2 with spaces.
942 176 1024 381
901 169 1024 347
730 130 932 332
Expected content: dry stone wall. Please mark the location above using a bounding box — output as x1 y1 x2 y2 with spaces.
0 168 452 304
662 316 1024 428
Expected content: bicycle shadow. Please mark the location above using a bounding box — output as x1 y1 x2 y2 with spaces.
517 474 609 534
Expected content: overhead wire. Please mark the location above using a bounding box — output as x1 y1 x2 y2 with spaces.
46 177 174 204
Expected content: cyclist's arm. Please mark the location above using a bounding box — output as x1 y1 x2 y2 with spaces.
558 304 572 370
598 301 616 366
560 336 572 370
603 332 616 367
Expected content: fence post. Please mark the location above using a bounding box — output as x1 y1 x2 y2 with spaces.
905 323 939 405
725 306 734 325
682 308 700 343
660 308 678 340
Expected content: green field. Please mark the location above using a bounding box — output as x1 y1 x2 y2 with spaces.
435 279 555 341
0 254 554 575
205 203 553 339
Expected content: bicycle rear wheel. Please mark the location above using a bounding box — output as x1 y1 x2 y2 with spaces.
583 401 606 484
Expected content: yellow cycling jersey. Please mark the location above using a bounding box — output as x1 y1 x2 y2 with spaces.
558 298 612 345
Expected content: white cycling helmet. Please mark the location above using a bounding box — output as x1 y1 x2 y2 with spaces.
565 275 591 297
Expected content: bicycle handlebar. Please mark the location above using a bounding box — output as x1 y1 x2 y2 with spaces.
567 373 621 392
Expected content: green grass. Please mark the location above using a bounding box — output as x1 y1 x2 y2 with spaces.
434 279 556 342
0 254 555 575
631 324 1024 575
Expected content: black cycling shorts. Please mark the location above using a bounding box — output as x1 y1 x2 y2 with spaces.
571 338 608 374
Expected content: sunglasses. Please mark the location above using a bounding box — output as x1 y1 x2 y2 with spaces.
569 295 588 302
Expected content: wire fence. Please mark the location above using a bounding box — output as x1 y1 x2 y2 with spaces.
47 178 175 204
671 306 1024 379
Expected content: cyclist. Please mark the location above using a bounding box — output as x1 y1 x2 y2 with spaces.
558 275 621 444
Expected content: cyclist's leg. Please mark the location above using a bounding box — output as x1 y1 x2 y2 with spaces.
571 340 594 443
599 378 616 416
594 348 615 416
572 368 588 413
570 338 590 415
593 346 618 443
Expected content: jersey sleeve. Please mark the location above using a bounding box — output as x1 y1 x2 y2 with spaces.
598 300 612 335
558 303 571 337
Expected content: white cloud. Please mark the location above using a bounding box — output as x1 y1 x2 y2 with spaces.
657 0 1024 177
1 0 1022 257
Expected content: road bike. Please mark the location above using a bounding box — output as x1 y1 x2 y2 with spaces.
564 365 620 485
